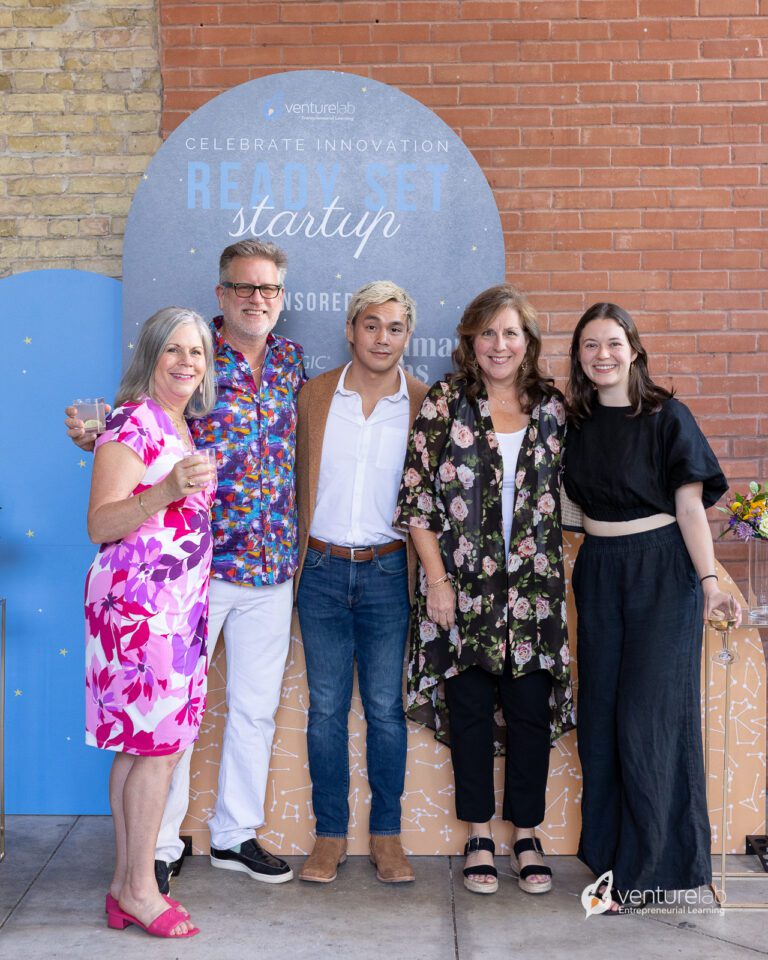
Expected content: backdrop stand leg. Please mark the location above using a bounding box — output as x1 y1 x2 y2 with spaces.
705 623 768 909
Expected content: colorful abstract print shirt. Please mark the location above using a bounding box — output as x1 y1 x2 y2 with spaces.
190 317 306 587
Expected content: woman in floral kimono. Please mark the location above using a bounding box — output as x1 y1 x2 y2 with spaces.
395 285 574 896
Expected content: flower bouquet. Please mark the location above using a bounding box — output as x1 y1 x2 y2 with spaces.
719 481 768 623
718 481 768 542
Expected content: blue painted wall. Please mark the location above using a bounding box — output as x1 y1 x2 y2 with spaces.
0 270 122 813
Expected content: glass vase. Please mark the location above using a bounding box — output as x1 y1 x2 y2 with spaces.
747 537 768 625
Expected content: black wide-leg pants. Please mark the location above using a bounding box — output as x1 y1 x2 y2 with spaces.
573 523 711 894
444 663 552 827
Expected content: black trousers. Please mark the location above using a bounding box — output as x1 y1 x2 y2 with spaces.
573 523 711 894
444 663 552 826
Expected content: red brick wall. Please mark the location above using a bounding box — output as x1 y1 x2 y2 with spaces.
158 0 768 584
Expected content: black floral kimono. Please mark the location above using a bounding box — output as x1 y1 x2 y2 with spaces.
394 379 575 754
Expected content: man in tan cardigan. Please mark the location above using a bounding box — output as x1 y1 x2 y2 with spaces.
295 281 428 884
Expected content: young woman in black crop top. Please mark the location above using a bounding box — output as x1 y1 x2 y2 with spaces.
564 302 740 912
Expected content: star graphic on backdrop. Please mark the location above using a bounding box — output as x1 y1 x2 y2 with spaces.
361 86 368 93
24 336 31 344
78 459 86 468
26 529 34 538
439 299 445 306
143 174 149 180
335 273 342 280
59 648 68 657
14 689 22 696
128 342 134 350
471 244 478 251
189 247 196 254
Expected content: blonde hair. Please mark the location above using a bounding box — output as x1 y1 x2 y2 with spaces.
346 280 417 332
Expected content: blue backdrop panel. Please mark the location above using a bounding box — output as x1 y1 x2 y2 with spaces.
0 269 122 813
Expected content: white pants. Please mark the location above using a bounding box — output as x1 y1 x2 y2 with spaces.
156 576 294 861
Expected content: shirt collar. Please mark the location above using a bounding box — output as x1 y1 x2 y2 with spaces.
212 315 274 365
335 361 408 402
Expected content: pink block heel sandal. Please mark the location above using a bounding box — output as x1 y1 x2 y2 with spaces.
107 904 200 939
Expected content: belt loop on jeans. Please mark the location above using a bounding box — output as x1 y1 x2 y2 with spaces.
307 536 405 562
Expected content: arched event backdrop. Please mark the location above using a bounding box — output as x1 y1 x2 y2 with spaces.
122 70 506 384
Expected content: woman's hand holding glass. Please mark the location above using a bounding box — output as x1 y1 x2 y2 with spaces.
163 453 214 500
703 584 742 629
426 579 456 630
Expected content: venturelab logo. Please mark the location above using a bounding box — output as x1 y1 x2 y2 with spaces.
581 870 725 917
262 93 354 123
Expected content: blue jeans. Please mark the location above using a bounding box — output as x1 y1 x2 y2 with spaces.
296 544 410 837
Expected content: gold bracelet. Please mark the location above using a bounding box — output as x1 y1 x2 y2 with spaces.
137 493 151 518
427 573 451 588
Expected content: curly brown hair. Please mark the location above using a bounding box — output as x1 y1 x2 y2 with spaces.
451 284 556 412
567 302 672 424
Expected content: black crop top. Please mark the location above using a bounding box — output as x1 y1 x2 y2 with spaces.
563 398 727 522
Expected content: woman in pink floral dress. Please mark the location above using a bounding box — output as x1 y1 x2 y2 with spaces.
84 306 216 939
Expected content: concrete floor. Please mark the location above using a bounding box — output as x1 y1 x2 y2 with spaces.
1 816 767 959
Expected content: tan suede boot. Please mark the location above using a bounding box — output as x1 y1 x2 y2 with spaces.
299 837 347 883
369 835 415 883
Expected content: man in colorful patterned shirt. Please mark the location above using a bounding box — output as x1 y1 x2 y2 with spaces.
67 239 305 888
164 240 305 885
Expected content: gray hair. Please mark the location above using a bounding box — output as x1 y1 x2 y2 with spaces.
115 307 216 417
219 240 288 284
346 280 417 332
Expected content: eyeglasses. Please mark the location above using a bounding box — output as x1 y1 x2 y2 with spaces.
220 281 283 299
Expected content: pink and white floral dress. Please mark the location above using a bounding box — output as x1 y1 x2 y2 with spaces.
84 398 215 756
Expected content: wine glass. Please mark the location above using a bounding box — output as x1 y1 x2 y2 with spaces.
708 596 739 665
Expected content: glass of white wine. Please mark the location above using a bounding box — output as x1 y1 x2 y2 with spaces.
708 596 739 665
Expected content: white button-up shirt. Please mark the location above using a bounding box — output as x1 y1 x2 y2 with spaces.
309 363 410 546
